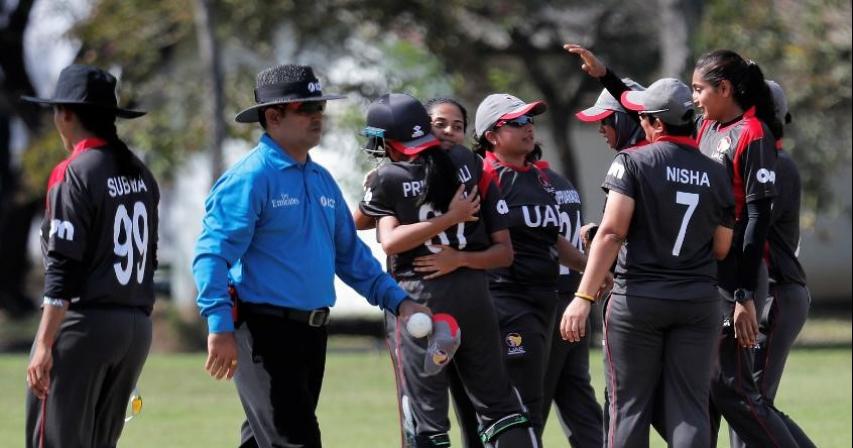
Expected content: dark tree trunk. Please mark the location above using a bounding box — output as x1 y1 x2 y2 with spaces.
194 0 227 183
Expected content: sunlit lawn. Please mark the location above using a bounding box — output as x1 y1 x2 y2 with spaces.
1 344 849 447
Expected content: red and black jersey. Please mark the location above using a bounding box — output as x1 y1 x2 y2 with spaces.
767 150 807 286
698 107 777 218
602 136 734 300
539 163 584 294
483 152 561 288
359 145 506 278
698 107 778 293
41 138 160 310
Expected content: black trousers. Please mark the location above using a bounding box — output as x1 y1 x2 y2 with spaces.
710 297 814 448
234 311 327 448
542 295 603 448
603 293 719 448
25 307 152 448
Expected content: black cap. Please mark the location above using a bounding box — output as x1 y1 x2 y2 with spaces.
362 93 439 156
21 64 145 119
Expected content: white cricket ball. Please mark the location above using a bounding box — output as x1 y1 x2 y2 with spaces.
406 312 433 338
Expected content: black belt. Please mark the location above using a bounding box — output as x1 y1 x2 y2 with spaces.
239 301 331 327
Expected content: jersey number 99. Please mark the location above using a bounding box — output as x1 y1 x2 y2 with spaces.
113 202 149 285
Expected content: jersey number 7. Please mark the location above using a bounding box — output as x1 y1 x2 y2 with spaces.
672 191 699 257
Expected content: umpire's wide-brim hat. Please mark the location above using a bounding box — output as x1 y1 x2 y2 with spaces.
235 64 346 123
21 64 146 119
575 78 645 122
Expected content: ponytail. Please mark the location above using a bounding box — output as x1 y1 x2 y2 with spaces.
417 146 460 212
67 105 143 177
695 50 782 139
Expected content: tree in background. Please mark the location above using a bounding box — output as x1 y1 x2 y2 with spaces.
696 0 852 223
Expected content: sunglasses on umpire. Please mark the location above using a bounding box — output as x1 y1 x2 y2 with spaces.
287 101 327 114
493 115 535 130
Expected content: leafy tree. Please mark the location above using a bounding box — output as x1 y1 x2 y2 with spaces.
696 0 853 221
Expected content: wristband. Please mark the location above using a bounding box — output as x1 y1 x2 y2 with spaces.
574 292 596 303
43 297 68 308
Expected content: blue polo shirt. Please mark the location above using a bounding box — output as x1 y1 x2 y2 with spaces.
193 134 407 333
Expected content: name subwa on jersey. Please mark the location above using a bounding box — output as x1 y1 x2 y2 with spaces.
107 176 149 198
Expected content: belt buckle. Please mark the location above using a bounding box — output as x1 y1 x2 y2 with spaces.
308 309 330 327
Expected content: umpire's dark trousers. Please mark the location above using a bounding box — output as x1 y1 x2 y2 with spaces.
25 307 152 448
234 308 327 448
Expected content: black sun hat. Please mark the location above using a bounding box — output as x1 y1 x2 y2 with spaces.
20 64 145 119
235 64 346 123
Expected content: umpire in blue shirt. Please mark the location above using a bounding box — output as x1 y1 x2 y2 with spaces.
193 64 430 448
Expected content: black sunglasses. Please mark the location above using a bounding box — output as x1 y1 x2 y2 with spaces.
494 115 534 129
290 101 327 114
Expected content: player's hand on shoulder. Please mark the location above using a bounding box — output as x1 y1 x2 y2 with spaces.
447 184 480 223
563 44 607 78
413 245 462 279
206 332 239 381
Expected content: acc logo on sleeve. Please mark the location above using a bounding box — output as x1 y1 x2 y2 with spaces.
607 162 625 180
49 219 75 241
756 168 776 184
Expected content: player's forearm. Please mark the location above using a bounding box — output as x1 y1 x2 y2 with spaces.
738 198 772 291
576 229 622 297
352 208 377 231
380 214 460 255
557 236 587 272
34 300 69 348
457 240 513 270
43 254 84 300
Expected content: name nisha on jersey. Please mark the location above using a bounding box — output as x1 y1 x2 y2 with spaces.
666 167 711 187
522 204 561 228
107 175 149 198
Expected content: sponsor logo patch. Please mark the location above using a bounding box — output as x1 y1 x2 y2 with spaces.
505 332 526 356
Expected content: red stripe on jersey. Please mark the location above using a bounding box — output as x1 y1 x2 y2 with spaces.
484 150 532 172
532 160 550 170
697 118 712 143
732 108 766 218
655 135 698 149
480 158 499 197
45 137 107 210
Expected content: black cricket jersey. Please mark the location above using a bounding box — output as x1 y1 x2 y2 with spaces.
483 152 561 288
41 138 160 310
698 107 778 293
540 163 584 294
602 136 734 300
767 150 807 286
359 144 507 278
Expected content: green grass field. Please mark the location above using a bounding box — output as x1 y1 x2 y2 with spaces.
1 344 850 447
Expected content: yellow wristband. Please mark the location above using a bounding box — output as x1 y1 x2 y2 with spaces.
574 291 596 303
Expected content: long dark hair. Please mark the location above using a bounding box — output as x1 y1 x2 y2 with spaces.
694 50 782 139
424 97 468 132
472 134 493 158
65 105 143 177
417 146 460 212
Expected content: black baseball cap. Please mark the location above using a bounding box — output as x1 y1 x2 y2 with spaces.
362 93 440 156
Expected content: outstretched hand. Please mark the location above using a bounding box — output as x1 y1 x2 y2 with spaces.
563 44 607 78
